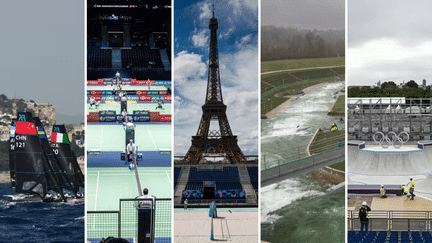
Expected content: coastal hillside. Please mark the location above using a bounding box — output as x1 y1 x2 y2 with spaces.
0 94 84 171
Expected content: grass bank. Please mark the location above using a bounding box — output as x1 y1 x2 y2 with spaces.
328 95 345 116
262 57 345 73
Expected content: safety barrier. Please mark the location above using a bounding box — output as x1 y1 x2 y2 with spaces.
182 190 246 199
348 210 432 231
87 111 171 123
87 79 171 86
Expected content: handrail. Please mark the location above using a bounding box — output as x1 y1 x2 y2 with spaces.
348 210 432 231
261 146 344 172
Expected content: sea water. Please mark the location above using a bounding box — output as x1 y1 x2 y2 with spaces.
0 184 84 242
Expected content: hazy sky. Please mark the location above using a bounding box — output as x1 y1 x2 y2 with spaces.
262 0 345 30
174 0 259 156
348 0 432 86
0 0 84 123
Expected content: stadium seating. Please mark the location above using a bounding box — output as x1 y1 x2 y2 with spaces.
348 231 432 243
121 47 164 71
88 47 112 71
185 167 243 191
173 167 181 189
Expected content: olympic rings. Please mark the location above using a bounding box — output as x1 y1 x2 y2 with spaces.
216 144 224 153
205 144 214 153
373 132 410 148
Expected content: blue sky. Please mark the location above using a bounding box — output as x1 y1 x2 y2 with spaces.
0 0 84 124
174 0 259 156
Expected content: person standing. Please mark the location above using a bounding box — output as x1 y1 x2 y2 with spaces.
209 200 217 218
184 198 188 210
409 178 415 200
359 201 371 232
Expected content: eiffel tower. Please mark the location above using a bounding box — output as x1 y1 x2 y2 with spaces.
184 6 246 164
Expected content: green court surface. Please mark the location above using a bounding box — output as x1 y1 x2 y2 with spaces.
87 167 172 241
87 167 172 211
87 102 172 115
87 124 171 152
87 85 168 91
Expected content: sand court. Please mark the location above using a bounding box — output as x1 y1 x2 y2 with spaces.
174 210 258 242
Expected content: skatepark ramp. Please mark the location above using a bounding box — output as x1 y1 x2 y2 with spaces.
348 140 432 189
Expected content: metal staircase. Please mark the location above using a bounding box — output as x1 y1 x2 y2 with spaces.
111 48 122 70
174 166 190 204
238 166 257 204
159 49 171 72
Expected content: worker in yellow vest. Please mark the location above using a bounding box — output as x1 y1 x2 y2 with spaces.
359 201 371 232
409 177 415 200
401 184 408 196
380 184 387 198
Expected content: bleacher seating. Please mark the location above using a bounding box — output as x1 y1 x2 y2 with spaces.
173 167 181 189
121 47 164 71
87 47 112 71
348 231 432 243
185 167 243 191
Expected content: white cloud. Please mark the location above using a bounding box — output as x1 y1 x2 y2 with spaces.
228 0 258 15
190 28 209 49
348 38 432 85
174 37 179 49
174 51 207 86
220 44 258 89
235 33 253 48
199 2 212 20
219 27 234 39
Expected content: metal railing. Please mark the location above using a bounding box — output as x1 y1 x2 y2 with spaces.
174 155 258 164
261 132 345 171
184 199 247 205
348 210 432 231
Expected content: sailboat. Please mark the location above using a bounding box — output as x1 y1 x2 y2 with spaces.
50 124 84 198
8 112 84 202
34 117 76 200
9 119 16 189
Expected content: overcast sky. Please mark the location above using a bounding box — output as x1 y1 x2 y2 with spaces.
0 0 84 123
348 0 432 86
262 0 345 30
174 0 259 156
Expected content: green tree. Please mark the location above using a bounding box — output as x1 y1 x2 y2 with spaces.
404 80 419 88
